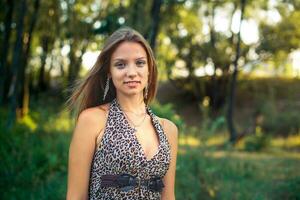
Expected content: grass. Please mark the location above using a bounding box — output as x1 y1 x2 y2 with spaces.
0 95 71 200
1 84 300 199
177 134 300 200
1 112 299 199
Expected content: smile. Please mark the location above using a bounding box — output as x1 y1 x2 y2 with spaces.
124 81 141 84
124 81 141 87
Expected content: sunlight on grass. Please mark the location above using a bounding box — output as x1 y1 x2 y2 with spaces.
179 133 300 160
208 188 216 198
205 150 300 159
179 134 228 148
179 135 200 147
18 114 37 131
42 110 73 133
271 134 300 149
205 134 228 147
235 140 245 150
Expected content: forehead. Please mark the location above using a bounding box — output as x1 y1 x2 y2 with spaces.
111 41 147 59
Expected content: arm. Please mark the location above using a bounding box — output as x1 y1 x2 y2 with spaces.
66 108 106 200
160 118 178 200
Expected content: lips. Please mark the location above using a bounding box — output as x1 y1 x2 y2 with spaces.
124 81 140 84
124 81 140 87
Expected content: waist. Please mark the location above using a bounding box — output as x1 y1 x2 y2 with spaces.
100 173 164 192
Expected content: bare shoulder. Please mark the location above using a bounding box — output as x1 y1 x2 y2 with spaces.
76 103 110 137
79 104 108 121
67 104 110 198
158 118 178 139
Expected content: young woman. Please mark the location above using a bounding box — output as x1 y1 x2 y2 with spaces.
66 27 178 200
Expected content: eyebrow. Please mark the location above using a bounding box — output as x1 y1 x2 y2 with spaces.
113 57 147 62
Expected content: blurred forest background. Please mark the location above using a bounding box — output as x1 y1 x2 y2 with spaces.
1 0 300 199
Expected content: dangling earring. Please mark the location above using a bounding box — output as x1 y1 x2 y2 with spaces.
144 84 148 100
103 77 110 101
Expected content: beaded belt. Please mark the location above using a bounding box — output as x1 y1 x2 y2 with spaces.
100 173 165 192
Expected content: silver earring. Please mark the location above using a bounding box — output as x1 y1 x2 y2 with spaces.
103 77 110 101
144 85 148 99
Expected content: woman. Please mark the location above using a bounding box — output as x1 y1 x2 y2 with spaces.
66 27 178 200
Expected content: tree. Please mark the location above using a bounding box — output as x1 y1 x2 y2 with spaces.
63 0 98 87
227 0 247 143
7 0 27 129
257 8 300 72
158 0 247 112
148 0 163 51
34 0 60 92
19 0 41 116
0 0 14 105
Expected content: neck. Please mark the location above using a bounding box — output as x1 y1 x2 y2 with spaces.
116 94 146 113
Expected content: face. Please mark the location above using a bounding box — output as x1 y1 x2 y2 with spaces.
109 41 149 98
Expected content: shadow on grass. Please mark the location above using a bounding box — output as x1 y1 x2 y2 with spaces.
0 101 71 199
176 136 300 200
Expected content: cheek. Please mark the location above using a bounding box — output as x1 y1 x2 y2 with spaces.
139 66 149 77
110 70 125 85
138 69 149 84
145 67 150 82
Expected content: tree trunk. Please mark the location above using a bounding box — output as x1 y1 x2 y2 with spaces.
6 0 27 129
68 40 88 87
148 0 163 52
130 0 141 29
59 41 65 77
227 0 246 143
209 2 218 112
38 36 49 92
67 42 77 86
19 0 40 116
0 0 14 105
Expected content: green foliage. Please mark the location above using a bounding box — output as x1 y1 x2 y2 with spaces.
0 125 70 199
176 146 300 200
176 149 210 199
1 94 300 199
262 108 300 136
255 85 300 136
236 77 300 136
244 130 271 152
150 100 185 131
258 10 300 57
271 176 300 200
0 100 70 199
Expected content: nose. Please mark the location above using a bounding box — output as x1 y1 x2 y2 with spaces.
126 63 137 78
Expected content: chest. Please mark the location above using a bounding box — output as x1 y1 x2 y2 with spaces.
134 117 160 160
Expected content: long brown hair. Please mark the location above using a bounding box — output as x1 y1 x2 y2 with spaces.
66 27 158 121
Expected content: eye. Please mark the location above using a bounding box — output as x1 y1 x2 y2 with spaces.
136 60 146 67
114 62 125 69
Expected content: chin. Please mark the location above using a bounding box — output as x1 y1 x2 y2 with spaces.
116 86 145 97
123 90 143 97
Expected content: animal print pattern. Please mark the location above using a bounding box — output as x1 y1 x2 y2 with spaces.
89 98 171 199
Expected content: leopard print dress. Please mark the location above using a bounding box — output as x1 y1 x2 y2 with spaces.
88 98 171 199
